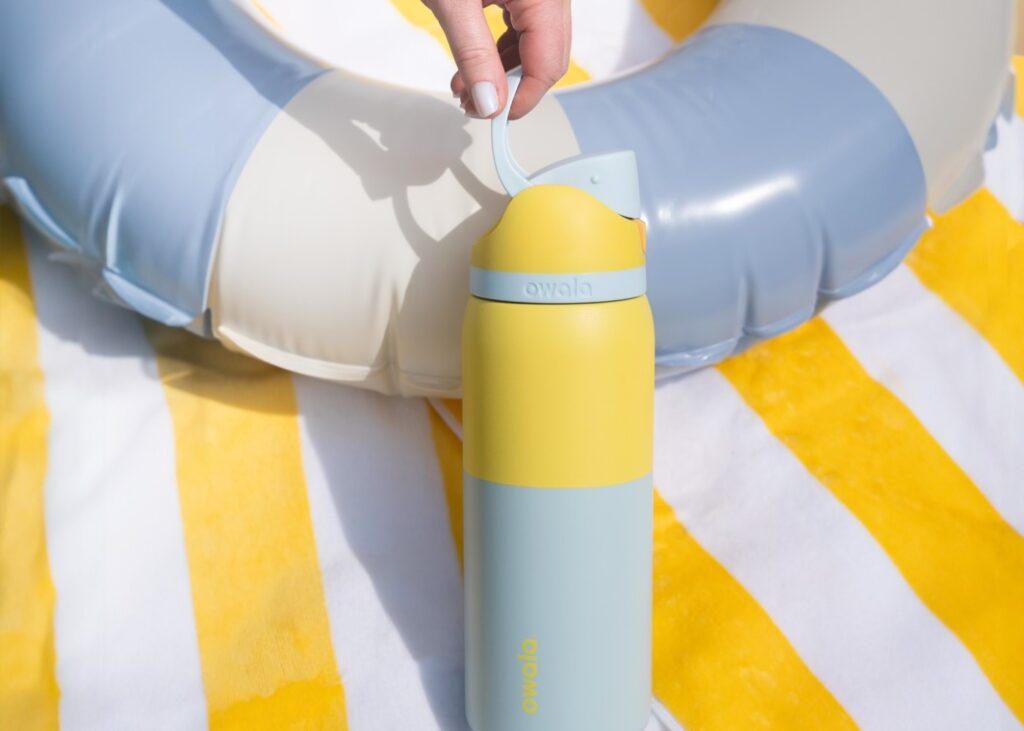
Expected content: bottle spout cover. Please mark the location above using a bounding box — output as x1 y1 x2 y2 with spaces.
492 68 642 219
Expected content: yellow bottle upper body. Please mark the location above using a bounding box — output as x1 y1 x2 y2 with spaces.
462 184 654 489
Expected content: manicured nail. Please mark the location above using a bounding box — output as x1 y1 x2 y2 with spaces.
471 81 498 117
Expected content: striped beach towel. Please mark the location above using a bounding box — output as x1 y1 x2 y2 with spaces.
2 2 1023 728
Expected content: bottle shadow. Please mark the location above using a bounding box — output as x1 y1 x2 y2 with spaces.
298 379 471 730
279 71 507 395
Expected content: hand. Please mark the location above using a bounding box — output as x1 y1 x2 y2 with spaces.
423 0 571 120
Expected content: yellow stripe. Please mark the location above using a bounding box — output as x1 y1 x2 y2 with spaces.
1014 56 1023 117
146 327 346 730
389 0 591 86
0 208 60 730
427 405 465 570
640 0 719 42
907 189 1024 382
652 492 854 731
719 318 1024 722
427 402 849 729
441 398 462 424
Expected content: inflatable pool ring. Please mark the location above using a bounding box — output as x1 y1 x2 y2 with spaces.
0 0 1016 396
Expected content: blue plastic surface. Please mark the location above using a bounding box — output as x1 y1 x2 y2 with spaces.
558 24 927 371
0 0 324 326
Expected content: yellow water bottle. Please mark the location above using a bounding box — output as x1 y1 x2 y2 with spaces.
462 69 654 731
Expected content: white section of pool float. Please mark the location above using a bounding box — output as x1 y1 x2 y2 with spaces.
210 73 580 395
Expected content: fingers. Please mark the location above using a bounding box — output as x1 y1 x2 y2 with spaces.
429 0 507 118
503 0 570 119
432 0 571 119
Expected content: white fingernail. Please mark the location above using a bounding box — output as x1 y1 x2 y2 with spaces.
471 81 499 117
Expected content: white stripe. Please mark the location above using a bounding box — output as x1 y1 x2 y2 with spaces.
570 0 675 80
649 698 688 731
254 0 456 91
295 380 467 730
26 239 207 729
653 368 1019 731
823 264 1024 535
984 114 1024 223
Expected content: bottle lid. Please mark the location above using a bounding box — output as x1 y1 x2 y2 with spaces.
469 182 646 304
469 70 645 304
491 67 642 220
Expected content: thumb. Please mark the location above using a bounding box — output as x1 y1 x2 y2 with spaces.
429 0 507 118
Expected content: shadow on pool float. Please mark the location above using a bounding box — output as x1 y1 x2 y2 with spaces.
209 65 579 396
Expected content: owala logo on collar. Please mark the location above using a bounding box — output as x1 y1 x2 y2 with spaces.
523 278 593 300
518 637 539 715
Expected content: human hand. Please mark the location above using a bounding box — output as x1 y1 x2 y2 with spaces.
423 0 571 120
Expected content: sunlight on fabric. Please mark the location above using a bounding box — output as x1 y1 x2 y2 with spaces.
720 318 1024 723
908 189 1024 383
0 208 59 731
148 329 347 729
26 236 207 728
651 492 855 731
654 366 1019 729
823 264 1024 535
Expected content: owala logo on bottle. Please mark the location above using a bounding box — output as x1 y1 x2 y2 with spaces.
523 278 593 300
518 637 539 715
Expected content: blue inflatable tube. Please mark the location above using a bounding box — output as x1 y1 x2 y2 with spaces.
561 24 927 369
0 0 1015 395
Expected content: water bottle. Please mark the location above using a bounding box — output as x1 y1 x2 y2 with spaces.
462 68 654 731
